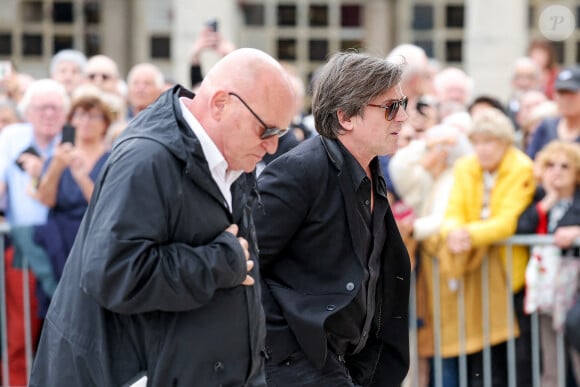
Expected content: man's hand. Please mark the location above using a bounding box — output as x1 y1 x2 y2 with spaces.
17 152 44 179
225 224 255 286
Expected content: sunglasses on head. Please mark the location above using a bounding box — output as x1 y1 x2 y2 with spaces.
367 96 409 121
228 92 288 139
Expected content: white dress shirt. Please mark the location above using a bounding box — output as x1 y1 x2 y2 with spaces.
179 98 242 212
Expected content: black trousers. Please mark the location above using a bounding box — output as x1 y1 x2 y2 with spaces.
265 349 362 387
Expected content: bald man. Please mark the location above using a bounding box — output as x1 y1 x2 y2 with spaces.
30 48 295 387
84 54 121 95
127 62 165 118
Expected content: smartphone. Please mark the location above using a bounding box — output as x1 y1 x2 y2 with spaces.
206 19 218 32
15 145 41 171
61 124 76 145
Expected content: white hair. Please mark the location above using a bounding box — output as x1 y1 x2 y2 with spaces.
511 56 541 79
433 67 474 105
386 44 428 77
425 123 473 165
50 49 87 76
17 78 70 117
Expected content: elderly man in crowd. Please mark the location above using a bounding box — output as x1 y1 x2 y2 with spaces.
50 49 87 96
126 62 165 118
0 78 69 386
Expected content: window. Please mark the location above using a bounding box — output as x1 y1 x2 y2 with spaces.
309 39 328 61
0 34 11 55
53 2 74 23
413 5 433 30
151 36 171 59
21 1 43 22
341 40 363 51
54 35 73 54
341 5 361 27
84 1 100 24
553 41 564 64
22 34 43 56
446 5 464 28
445 40 462 62
277 39 296 60
309 5 328 27
242 4 265 26
85 33 100 57
277 5 296 26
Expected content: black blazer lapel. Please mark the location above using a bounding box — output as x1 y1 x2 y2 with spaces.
320 136 367 265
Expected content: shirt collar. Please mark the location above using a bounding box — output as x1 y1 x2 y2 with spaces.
179 97 243 183
337 141 387 197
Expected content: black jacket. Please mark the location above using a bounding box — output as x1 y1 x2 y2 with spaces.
517 187 580 232
30 86 266 387
254 136 410 387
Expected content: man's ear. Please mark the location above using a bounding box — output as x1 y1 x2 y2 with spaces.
336 109 354 132
210 90 229 121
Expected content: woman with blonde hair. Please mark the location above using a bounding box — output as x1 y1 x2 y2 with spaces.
438 108 536 386
517 140 580 386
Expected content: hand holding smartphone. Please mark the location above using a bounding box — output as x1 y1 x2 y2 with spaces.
15 146 41 171
61 124 76 145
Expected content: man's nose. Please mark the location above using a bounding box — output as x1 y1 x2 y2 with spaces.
263 136 279 155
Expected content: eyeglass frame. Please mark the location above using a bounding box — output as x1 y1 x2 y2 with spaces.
367 96 409 121
228 92 288 139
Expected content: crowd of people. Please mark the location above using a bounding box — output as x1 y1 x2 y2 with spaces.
0 22 578 387
384 40 580 387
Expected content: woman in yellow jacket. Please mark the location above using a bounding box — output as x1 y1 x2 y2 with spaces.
436 108 535 386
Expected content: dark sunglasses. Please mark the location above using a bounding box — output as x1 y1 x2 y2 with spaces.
87 73 112 81
367 96 409 121
228 92 288 139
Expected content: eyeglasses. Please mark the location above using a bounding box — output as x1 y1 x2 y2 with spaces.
228 92 288 139
367 96 409 121
87 73 113 81
31 104 64 113
545 161 571 170
72 111 105 122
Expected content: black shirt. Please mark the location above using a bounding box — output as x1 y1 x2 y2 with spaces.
325 142 389 355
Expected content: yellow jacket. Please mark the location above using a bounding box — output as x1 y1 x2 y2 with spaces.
441 146 535 292
417 146 536 357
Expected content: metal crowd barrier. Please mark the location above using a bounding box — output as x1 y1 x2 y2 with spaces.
406 235 580 387
0 222 34 387
0 225 577 387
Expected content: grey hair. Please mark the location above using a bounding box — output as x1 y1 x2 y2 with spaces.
50 49 87 76
18 79 70 117
424 124 473 166
312 51 403 139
